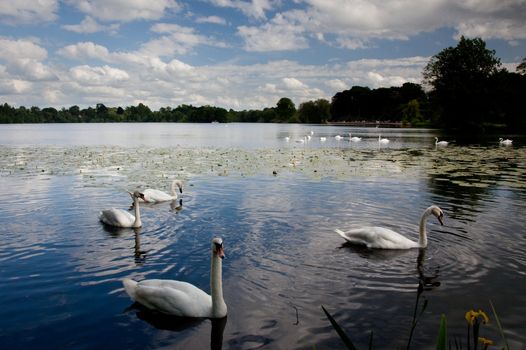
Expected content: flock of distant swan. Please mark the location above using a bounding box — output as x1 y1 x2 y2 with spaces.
284 131 514 147
96 131 514 321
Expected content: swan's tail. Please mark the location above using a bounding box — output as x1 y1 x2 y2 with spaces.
334 228 347 239
122 278 138 301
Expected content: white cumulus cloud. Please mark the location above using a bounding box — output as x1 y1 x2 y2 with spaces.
69 65 129 85
211 0 274 19
64 0 181 22
0 0 58 24
62 16 120 34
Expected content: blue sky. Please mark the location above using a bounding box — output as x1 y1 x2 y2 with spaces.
1 0 525 111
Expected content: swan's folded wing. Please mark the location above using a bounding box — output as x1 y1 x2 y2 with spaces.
134 279 212 317
100 209 134 226
338 227 417 249
337 227 382 247
143 189 173 202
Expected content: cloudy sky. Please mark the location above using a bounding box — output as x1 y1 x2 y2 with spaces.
0 0 525 111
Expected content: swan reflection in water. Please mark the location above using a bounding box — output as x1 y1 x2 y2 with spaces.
416 248 440 290
101 226 146 265
133 228 146 265
338 244 441 290
129 304 227 350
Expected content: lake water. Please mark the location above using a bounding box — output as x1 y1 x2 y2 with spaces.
0 123 525 349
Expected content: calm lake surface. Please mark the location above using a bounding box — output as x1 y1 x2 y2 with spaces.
1 123 525 349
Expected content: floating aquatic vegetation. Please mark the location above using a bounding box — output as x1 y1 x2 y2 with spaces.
0 145 525 190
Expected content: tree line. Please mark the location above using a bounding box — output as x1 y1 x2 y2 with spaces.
1 37 525 132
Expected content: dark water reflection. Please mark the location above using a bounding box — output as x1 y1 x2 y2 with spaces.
0 125 525 349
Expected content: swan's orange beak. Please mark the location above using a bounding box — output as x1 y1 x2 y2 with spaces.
217 246 225 259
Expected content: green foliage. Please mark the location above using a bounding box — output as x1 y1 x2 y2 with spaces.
296 99 330 123
276 97 296 121
330 83 429 123
489 300 510 350
516 57 526 75
423 36 504 131
436 315 447 350
321 306 358 350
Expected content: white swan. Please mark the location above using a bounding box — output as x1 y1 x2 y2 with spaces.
320 137 327 142
349 133 362 142
435 137 449 146
378 135 390 144
335 135 343 140
284 136 290 142
99 191 145 228
123 237 227 318
140 180 183 203
334 205 444 249
499 138 513 145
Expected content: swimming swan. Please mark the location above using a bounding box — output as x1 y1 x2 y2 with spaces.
378 135 390 144
349 133 362 142
99 191 145 228
123 237 227 318
140 180 183 203
334 205 444 249
435 137 449 146
499 138 512 145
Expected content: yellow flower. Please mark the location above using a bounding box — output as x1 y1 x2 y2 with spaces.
465 309 490 325
465 310 477 325
477 309 489 324
478 337 493 346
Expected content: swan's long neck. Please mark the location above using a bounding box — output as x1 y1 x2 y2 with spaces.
418 209 431 248
132 197 142 228
211 253 227 318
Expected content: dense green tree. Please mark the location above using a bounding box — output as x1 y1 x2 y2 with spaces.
275 97 296 122
80 107 96 122
517 57 526 75
401 99 425 126
96 103 108 121
296 99 330 123
41 107 58 123
486 70 526 129
423 36 502 131
330 86 371 121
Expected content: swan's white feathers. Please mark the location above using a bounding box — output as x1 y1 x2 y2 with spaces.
334 205 444 249
122 237 226 318
142 189 175 202
99 208 134 227
139 180 182 203
335 227 418 249
130 279 212 317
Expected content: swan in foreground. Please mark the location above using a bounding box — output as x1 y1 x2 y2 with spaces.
499 138 512 145
435 137 449 146
123 237 227 318
334 205 444 249
349 133 362 142
139 180 183 203
99 191 145 228
378 135 390 144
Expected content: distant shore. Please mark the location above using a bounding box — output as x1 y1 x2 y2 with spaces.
326 120 404 127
